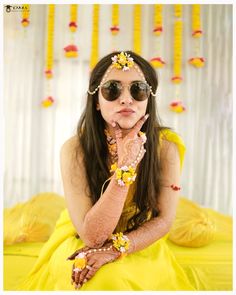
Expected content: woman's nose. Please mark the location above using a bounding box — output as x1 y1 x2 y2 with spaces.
119 86 133 105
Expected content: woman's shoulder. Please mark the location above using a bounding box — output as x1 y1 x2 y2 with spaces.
159 128 185 147
159 128 186 169
60 135 82 162
61 135 78 150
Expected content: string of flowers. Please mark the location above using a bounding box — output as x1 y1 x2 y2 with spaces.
64 4 78 58
153 4 163 36
133 4 141 55
110 4 120 35
90 4 100 70
21 4 30 27
172 5 183 84
188 4 205 68
110 4 120 51
170 4 186 113
150 4 165 69
42 4 55 108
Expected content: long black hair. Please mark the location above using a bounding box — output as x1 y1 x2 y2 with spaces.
76 51 168 231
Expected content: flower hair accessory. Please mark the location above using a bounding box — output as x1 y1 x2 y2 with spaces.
111 52 134 71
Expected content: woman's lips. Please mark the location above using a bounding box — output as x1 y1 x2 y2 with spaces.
118 109 135 116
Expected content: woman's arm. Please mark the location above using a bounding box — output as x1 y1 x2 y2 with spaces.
60 136 129 248
68 138 181 289
61 116 148 249
126 139 181 253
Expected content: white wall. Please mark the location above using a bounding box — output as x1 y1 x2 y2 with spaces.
3 4 232 214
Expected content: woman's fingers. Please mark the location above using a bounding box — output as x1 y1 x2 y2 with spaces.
71 264 75 284
130 114 149 137
74 270 81 288
111 121 122 144
84 264 98 280
78 264 93 286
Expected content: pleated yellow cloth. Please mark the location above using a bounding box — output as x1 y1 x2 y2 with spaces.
18 129 196 291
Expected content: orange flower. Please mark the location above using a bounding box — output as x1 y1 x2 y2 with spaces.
153 26 163 36
188 57 205 67
21 18 30 27
64 44 78 58
69 21 77 32
171 76 183 84
169 101 186 113
44 69 53 79
110 26 120 35
150 57 165 68
41 96 54 108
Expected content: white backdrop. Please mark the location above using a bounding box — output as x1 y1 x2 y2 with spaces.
3 4 232 215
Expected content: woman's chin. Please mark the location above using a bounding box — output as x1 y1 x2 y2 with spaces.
117 121 135 130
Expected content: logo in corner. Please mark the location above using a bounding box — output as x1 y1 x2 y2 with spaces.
5 5 13 13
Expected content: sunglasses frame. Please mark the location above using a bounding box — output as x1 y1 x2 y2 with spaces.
100 80 151 102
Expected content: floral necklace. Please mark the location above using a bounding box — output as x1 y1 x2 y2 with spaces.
104 129 118 164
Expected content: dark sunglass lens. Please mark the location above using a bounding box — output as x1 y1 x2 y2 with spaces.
101 81 121 101
130 82 150 101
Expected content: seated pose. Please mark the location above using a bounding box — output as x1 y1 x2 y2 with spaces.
18 51 195 291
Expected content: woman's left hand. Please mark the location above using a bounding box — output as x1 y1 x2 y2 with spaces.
69 244 120 289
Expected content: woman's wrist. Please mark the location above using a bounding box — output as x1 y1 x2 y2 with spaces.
110 174 130 192
110 163 137 187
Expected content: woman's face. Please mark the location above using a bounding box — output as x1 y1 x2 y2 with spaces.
97 66 148 134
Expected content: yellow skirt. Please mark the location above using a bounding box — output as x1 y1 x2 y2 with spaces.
18 209 195 291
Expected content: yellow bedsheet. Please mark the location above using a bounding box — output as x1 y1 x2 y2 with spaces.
4 242 43 290
4 237 232 290
3 194 232 291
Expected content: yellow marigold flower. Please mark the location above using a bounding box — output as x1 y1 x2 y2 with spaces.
116 169 122 179
74 257 86 270
122 172 132 183
128 166 135 175
110 163 117 172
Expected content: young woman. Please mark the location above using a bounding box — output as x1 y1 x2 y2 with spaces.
19 51 195 290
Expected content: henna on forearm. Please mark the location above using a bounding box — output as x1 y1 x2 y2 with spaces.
126 215 173 254
81 177 129 248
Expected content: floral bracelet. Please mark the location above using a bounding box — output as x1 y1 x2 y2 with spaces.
111 232 130 254
110 163 136 187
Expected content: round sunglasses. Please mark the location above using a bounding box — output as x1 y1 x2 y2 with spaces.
100 80 151 102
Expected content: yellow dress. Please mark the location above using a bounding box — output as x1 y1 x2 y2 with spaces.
18 129 196 291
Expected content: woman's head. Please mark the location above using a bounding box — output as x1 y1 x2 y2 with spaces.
87 51 159 134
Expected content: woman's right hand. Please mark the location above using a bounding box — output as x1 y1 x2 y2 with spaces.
111 114 149 168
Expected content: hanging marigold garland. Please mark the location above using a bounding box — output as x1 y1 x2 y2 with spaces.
42 4 55 108
133 5 141 55
188 4 205 68
172 5 183 83
153 4 163 36
110 4 120 52
90 4 100 70
150 4 165 69
110 4 120 35
170 4 186 113
64 4 78 58
21 4 30 27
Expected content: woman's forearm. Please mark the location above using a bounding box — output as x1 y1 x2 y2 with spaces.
126 216 173 254
81 176 129 248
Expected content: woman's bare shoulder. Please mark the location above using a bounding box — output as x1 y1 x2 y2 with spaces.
60 135 83 164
